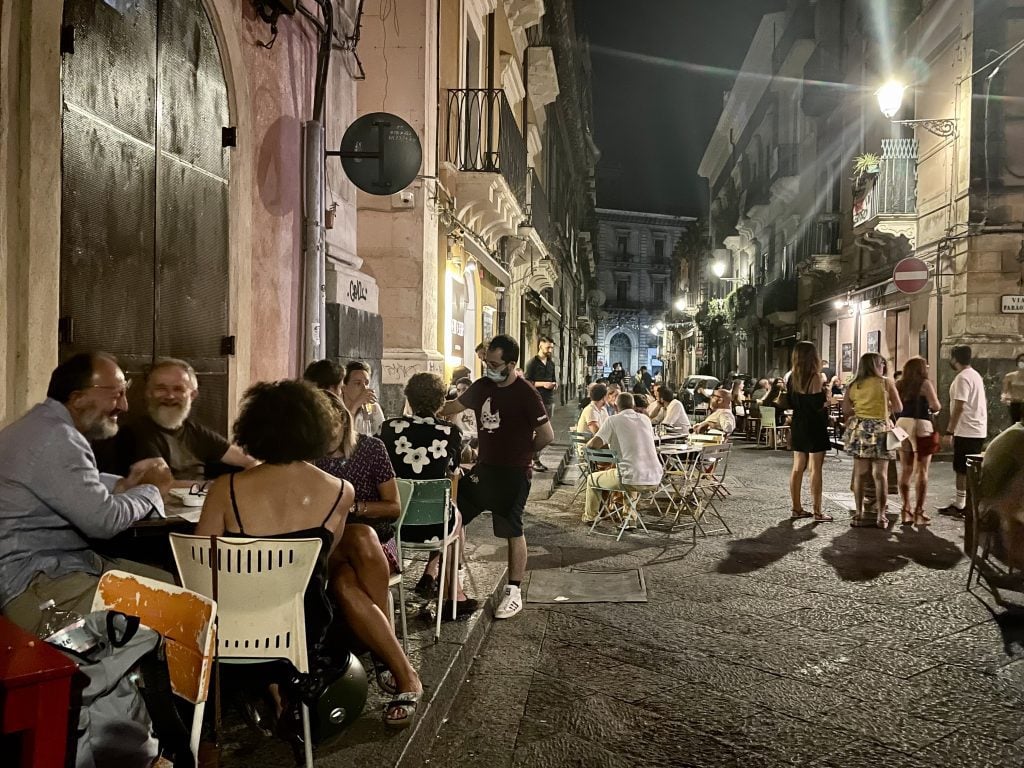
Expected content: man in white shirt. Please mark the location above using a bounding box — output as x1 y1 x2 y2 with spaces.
583 393 663 523
939 345 988 516
576 383 609 435
648 385 691 433
692 389 737 437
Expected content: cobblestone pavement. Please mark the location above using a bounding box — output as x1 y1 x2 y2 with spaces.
423 438 1024 768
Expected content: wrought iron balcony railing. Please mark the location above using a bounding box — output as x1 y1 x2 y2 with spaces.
852 138 918 229
444 88 528 210
527 168 558 251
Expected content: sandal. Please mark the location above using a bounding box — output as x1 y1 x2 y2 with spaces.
812 512 834 522
383 690 422 730
790 509 813 519
915 509 931 527
371 656 398 696
900 508 914 526
414 573 438 599
876 512 889 529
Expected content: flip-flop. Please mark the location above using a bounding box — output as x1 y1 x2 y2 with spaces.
812 512 834 522
790 510 813 519
383 690 422 729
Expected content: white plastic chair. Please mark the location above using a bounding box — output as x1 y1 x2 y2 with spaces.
758 406 790 449
394 478 457 643
169 534 322 768
92 570 216 766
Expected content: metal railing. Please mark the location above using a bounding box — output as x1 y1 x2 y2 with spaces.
445 88 528 210
527 168 558 251
853 138 917 228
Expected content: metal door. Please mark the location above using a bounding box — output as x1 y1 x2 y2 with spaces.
60 0 230 432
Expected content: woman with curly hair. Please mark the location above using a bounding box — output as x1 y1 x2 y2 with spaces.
894 356 942 526
842 353 903 528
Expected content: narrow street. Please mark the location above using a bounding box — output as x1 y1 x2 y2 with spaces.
423 413 1024 768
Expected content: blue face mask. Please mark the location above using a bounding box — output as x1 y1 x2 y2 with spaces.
484 364 508 382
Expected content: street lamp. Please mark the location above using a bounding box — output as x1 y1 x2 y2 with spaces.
875 79 957 138
711 259 747 283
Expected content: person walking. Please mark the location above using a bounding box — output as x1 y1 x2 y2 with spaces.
842 353 903 528
1000 352 1024 424
524 336 557 472
938 345 988 517
441 335 554 620
787 341 833 522
894 356 942 526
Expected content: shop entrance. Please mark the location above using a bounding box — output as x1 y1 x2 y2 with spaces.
59 0 231 431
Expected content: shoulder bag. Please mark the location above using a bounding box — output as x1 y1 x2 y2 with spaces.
886 381 910 450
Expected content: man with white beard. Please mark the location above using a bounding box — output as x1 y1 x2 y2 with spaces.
124 358 255 483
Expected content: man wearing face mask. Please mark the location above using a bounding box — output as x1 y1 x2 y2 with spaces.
1000 353 1024 424
0 352 172 634
441 334 555 620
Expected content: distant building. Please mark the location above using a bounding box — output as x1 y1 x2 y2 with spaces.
593 209 693 381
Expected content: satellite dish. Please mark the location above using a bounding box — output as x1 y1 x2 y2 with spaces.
328 112 422 196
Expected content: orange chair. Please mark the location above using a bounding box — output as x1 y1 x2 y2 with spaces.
92 570 216 765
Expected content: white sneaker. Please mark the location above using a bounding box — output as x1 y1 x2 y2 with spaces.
494 584 523 619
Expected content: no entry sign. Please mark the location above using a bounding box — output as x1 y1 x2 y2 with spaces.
892 257 930 294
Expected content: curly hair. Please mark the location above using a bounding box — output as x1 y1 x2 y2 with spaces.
233 380 339 464
405 372 447 417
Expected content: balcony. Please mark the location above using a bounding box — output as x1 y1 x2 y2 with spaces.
770 144 799 183
443 88 528 245
526 168 559 255
852 138 917 250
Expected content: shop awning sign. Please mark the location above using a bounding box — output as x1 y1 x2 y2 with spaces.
892 257 930 294
1002 295 1024 314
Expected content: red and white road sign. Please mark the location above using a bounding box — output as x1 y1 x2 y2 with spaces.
892 257 930 294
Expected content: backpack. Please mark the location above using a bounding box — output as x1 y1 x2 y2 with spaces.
52 610 194 768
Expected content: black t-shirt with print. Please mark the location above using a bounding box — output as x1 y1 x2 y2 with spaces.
459 376 548 468
379 416 462 479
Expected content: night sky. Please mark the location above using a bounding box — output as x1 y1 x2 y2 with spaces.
577 0 787 217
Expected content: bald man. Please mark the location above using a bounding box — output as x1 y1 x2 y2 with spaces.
692 388 737 437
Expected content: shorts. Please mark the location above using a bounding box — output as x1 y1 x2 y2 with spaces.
953 436 985 474
457 464 531 539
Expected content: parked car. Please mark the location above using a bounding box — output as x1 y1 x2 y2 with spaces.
680 375 720 410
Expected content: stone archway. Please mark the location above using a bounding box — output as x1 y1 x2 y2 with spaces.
608 332 632 372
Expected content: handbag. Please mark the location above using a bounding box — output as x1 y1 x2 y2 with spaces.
735 404 746 417
884 382 908 450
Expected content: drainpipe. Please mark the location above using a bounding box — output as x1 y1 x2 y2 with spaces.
302 0 334 366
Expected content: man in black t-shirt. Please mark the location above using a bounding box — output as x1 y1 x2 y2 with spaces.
524 336 557 472
441 334 554 620
121 359 255 483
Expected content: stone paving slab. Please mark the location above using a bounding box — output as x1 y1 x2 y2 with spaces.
422 430 1024 768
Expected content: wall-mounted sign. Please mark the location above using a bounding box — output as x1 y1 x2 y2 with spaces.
1001 295 1024 314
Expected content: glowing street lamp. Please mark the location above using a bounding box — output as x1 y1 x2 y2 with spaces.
711 260 727 278
875 78 956 138
674 297 686 311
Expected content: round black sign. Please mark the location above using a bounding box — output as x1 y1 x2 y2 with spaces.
338 112 422 196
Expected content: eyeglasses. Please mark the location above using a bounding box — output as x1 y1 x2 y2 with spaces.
189 481 210 496
85 380 132 398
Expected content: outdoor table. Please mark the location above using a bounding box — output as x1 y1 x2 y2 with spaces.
654 443 704 519
95 501 199 571
0 616 78 768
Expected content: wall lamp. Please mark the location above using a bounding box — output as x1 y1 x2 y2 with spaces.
876 80 957 138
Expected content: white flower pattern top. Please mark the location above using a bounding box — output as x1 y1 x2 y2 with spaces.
381 415 463 480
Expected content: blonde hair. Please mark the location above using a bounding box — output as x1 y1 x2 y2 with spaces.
323 391 358 458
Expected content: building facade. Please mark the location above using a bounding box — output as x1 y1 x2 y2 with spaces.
593 208 692 381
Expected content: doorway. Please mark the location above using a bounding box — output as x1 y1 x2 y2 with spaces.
59 0 231 431
609 332 632 373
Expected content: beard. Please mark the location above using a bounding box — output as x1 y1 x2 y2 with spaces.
81 409 119 440
149 401 191 430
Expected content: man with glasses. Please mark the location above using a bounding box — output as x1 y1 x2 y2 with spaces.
0 352 172 634
118 358 255 483
442 334 554 620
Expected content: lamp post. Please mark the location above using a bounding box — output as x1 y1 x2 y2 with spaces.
875 79 957 138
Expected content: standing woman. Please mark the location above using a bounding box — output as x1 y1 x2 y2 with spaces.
788 342 833 521
894 356 942 526
842 353 903 528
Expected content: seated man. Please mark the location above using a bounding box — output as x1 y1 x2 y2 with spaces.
583 393 663 524
119 358 255 484
0 353 172 635
648 385 691 433
576 383 609 435
979 419 1024 569
692 388 737 437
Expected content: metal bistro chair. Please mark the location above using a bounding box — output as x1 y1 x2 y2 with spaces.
388 478 415 652
92 570 216 767
965 458 1024 604
583 446 652 541
170 534 323 768
691 443 733 537
654 443 704 538
568 429 596 505
394 478 458 644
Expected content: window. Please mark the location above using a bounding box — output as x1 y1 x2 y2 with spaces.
617 234 628 253
616 280 629 303
653 237 665 261
652 279 666 305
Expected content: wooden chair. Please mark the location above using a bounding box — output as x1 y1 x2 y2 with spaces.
92 570 216 766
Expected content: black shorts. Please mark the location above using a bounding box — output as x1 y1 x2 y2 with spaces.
457 464 531 539
953 436 985 474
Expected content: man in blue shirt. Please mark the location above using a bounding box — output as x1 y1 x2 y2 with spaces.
0 353 171 634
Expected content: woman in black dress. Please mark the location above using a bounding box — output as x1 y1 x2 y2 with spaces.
788 341 833 521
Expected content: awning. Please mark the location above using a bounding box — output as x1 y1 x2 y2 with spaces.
463 236 511 287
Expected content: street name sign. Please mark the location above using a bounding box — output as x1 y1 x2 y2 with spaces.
1002 295 1024 314
892 257 930 294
